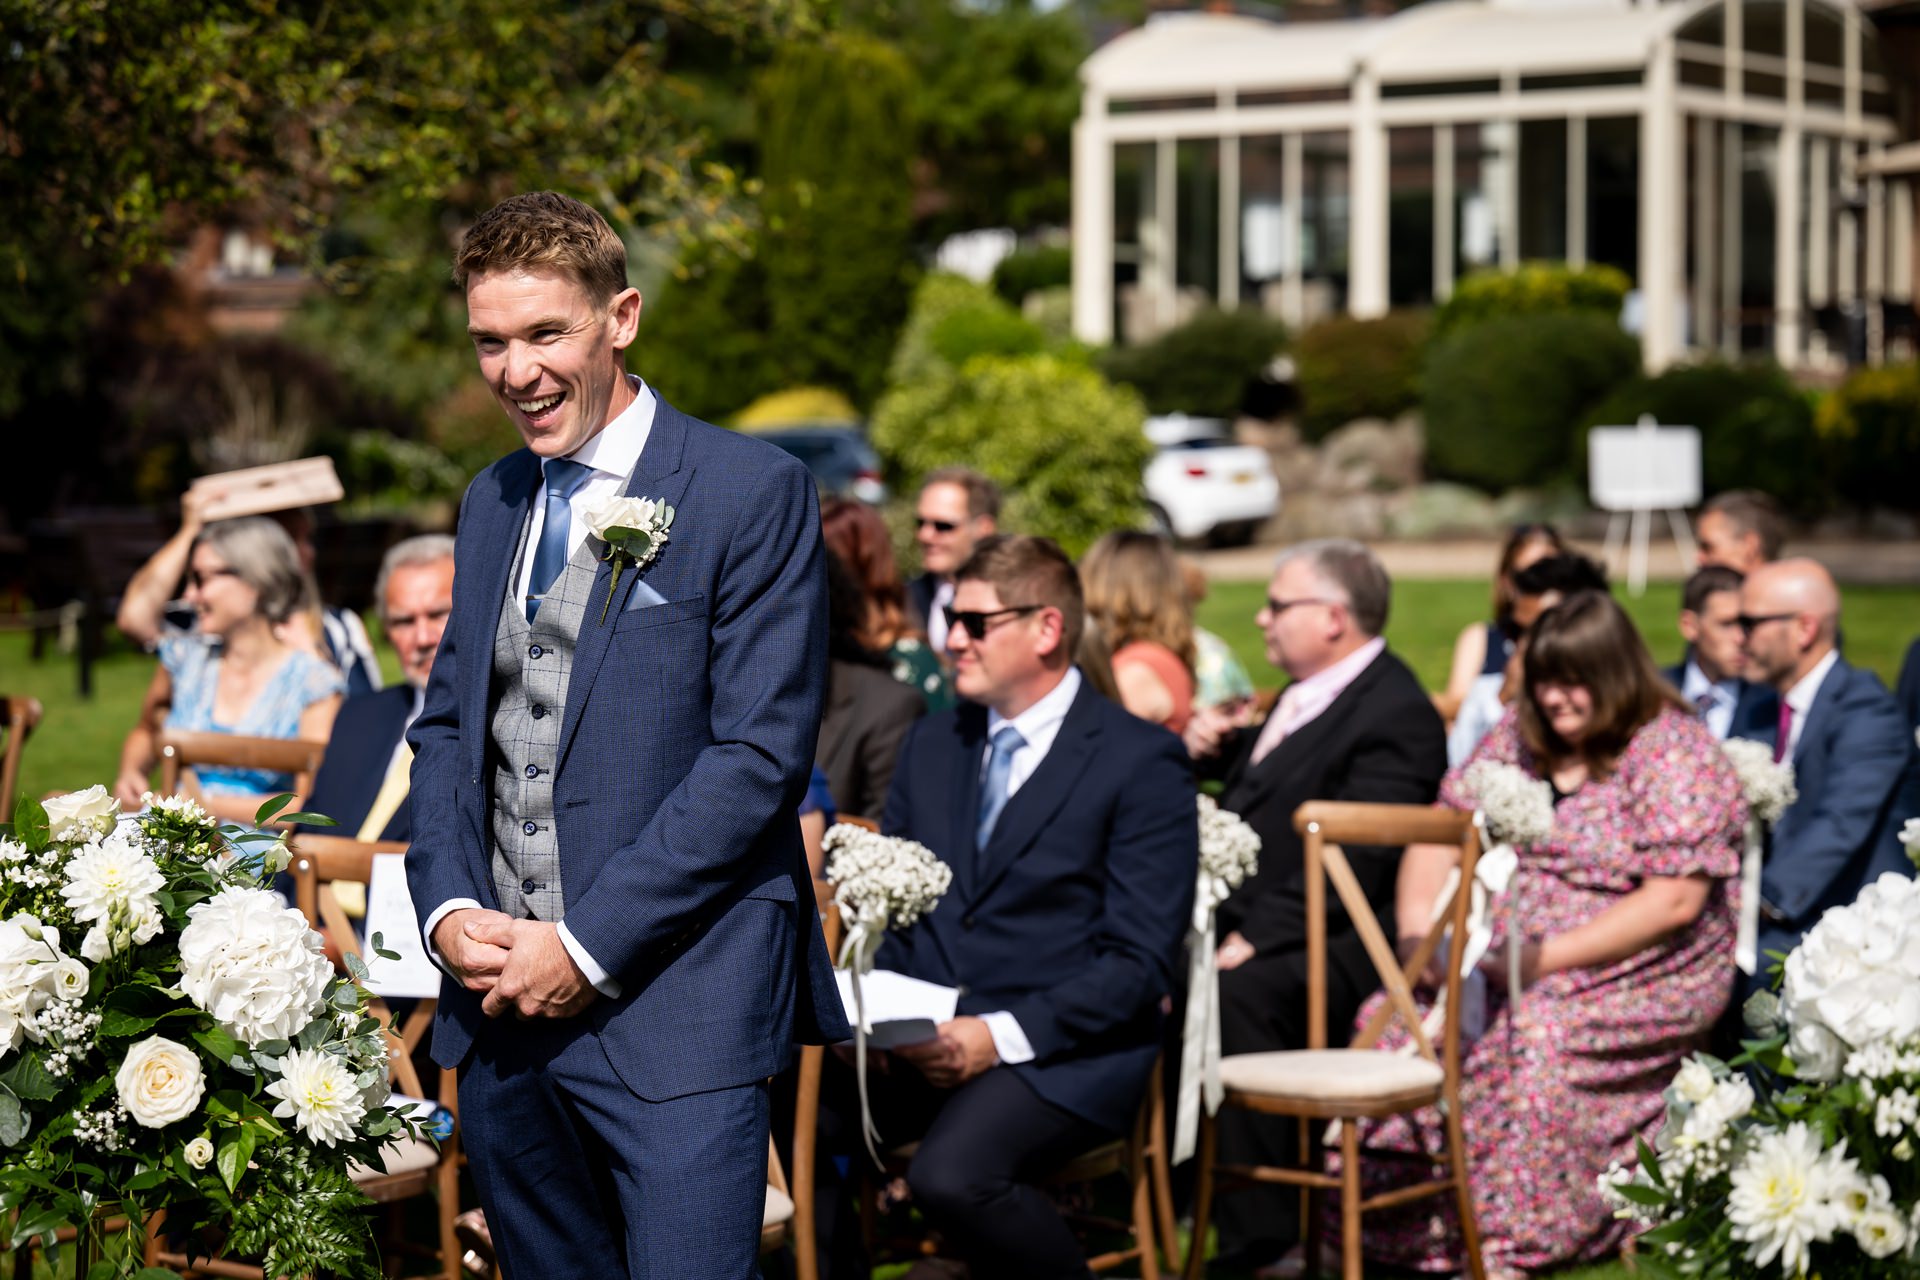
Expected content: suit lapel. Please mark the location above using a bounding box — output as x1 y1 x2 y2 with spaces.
968 683 1103 909
947 705 988 900
464 451 540 780
558 396 697 773
1228 651 1388 811
1786 656 1849 767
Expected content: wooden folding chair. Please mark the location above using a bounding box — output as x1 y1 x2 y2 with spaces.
157 730 328 819
146 833 464 1280
1184 801 1487 1280
0 695 43 818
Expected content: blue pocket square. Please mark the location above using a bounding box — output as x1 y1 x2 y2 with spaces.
623 579 670 611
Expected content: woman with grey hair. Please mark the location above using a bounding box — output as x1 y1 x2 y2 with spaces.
113 517 344 822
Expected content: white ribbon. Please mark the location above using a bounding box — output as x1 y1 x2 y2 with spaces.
838 919 889 1168
1413 815 1518 1049
1735 816 1763 976
1173 890 1225 1164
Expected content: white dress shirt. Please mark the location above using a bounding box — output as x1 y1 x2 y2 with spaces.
1681 659 1743 742
971 667 1084 1065
426 377 655 999
927 579 956 655
1781 648 1839 762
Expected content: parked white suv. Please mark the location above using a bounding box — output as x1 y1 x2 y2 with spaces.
1142 414 1279 546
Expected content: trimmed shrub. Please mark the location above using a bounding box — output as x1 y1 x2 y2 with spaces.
1816 362 1920 512
990 244 1072 306
1582 360 1825 513
1293 311 1431 441
1098 308 1289 419
871 354 1149 557
1422 310 1640 492
637 240 781 423
928 304 1048 369
888 274 1039 388
733 386 861 430
1435 261 1631 337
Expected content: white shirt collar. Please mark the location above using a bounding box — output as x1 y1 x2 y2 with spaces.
1681 659 1740 703
551 375 654 482
1785 647 1840 718
988 666 1083 748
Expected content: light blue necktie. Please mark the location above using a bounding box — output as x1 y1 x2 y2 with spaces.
976 725 1026 851
526 458 592 621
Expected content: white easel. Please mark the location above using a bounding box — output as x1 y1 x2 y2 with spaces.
1588 414 1701 596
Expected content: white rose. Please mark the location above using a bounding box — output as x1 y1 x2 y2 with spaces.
582 495 658 541
1673 1058 1717 1105
43 785 120 839
183 1135 215 1169
51 957 89 1002
115 1036 206 1128
1791 1020 1847 1082
177 887 331 1047
1858 1206 1909 1259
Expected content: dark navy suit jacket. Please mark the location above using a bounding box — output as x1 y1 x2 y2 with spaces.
1733 654 1920 966
1897 638 1920 737
1661 662 1778 743
306 685 416 842
407 396 850 1100
877 679 1198 1133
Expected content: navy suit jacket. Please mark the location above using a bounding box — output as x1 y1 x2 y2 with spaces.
407 395 850 1100
1897 638 1920 737
877 679 1198 1133
305 686 416 842
1661 662 1778 743
1733 655 1920 963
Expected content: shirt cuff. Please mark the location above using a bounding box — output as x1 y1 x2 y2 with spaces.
557 921 624 999
422 899 484 974
979 1011 1033 1065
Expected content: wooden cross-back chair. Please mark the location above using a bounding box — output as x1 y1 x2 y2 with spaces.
1183 801 1487 1280
146 833 464 1280
156 731 328 819
0 695 43 818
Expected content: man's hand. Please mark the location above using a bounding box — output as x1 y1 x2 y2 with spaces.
1216 930 1256 971
431 908 516 995
1183 706 1237 761
468 918 599 1020
893 1016 998 1088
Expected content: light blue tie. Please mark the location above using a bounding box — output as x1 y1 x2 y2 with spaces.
526 458 592 621
976 725 1026 851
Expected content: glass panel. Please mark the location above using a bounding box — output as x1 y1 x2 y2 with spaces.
1388 126 1436 306
1176 139 1220 302
1806 8 1844 67
1745 70 1787 99
1680 60 1725 91
1111 96 1215 115
1301 131 1351 306
1806 78 1844 109
1519 118 1568 261
1237 87 1348 108
1738 124 1780 354
1239 135 1289 302
1744 0 1787 57
1454 121 1507 277
1588 117 1639 279
1380 79 1500 99
1112 142 1157 342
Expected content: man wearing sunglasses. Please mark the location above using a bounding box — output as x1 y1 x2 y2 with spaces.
906 467 1001 656
1733 558 1920 1001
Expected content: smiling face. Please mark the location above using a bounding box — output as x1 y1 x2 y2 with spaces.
465 268 642 459
1530 679 1595 746
946 578 1060 716
183 544 259 638
383 558 455 688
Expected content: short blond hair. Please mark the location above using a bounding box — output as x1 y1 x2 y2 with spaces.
454 192 628 304
1079 531 1195 670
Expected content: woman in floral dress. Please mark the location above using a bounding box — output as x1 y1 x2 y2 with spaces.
1346 589 1746 1277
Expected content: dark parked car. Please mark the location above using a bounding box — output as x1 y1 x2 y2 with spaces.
757 425 887 505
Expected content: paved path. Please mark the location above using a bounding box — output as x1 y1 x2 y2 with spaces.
1192 537 1920 585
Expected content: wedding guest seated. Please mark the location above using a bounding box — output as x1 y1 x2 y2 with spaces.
1080 530 1196 733
823 496 953 712
1735 559 1920 1000
1897 636 1920 739
1357 589 1745 1278
1695 489 1785 574
1182 538 1445 1269
268 506 384 697
821 535 1197 1278
818 551 925 820
113 517 344 824
1435 522 1565 723
907 467 1001 657
1663 565 1776 743
1180 556 1256 717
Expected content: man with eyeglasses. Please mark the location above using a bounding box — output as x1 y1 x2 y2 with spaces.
817 534 1196 1277
907 467 1001 656
1734 558 1920 1000
1182 538 1446 1271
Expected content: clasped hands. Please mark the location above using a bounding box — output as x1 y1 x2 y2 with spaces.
883 1016 999 1088
433 908 598 1020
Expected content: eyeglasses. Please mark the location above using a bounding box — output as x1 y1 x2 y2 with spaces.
942 604 1042 638
187 568 240 590
916 517 959 534
1263 596 1338 617
1735 611 1797 634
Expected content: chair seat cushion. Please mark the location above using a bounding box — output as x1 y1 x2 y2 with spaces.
350 1135 440 1182
1219 1050 1444 1104
764 1184 795 1230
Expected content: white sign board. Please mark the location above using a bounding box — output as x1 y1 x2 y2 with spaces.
362 853 442 999
1588 419 1702 512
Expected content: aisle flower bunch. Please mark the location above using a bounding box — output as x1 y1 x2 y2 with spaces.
1721 739 1798 825
0 787 422 1279
1603 868 1920 1278
1194 793 1260 914
1174 795 1262 1162
1459 759 1554 848
823 823 952 970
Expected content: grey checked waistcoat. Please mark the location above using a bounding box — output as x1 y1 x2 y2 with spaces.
487 512 604 921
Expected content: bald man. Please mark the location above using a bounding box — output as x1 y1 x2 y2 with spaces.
1736 559 1920 996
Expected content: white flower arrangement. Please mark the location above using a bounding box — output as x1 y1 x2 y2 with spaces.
1722 738 1799 826
1195 793 1260 914
178 886 335 1048
1175 796 1263 1163
1460 759 1555 848
582 492 675 624
823 823 952 969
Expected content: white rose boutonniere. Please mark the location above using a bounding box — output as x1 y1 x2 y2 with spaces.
582 494 675 624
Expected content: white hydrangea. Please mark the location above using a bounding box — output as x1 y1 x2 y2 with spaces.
1681 1076 1755 1145
1782 872 1920 1078
177 887 332 1048
1460 760 1554 847
263 1047 367 1146
1721 737 1798 825
0 914 76 1059
1195 795 1260 913
823 825 952 937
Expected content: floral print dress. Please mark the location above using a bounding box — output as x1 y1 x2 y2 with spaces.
1338 705 1746 1274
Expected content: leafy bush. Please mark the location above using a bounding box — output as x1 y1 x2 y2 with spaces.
928 305 1048 368
637 240 782 424
888 273 1036 388
1435 261 1632 337
734 386 860 429
1098 308 1289 419
1582 360 1825 513
1292 311 1431 441
1816 362 1920 512
991 244 1072 306
871 354 1149 557
1422 310 1640 491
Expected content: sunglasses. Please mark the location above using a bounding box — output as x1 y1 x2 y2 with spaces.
1263 596 1337 616
187 568 240 590
916 517 959 534
1735 611 1797 634
942 604 1042 638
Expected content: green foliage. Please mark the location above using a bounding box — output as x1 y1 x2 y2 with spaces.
1435 261 1633 337
991 245 1072 307
1099 309 1290 419
638 237 783 422
1816 363 1920 512
1583 360 1825 513
888 274 1030 388
871 354 1150 557
326 430 470 514
757 34 918 408
1422 311 1640 492
927 305 1049 369
1292 311 1432 441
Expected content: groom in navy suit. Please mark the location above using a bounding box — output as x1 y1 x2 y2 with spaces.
407 192 847 1278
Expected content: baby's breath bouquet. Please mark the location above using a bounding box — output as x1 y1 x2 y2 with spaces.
1722 738 1796 976
1174 796 1260 1162
1604 872 1920 1278
0 786 423 1279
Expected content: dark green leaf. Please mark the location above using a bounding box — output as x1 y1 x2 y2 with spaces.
215 1128 256 1195
0 1053 59 1103
12 796 49 851
135 1270 187 1279
344 951 371 984
370 932 401 962
125 1165 169 1193
193 1026 240 1063
1636 1136 1666 1189
1611 1181 1669 1207
278 812 336 827
252 794 296 826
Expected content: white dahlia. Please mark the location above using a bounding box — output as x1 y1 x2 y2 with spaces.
1727 1123 1855 1275
264 1047 367 1146
59 829 164 929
